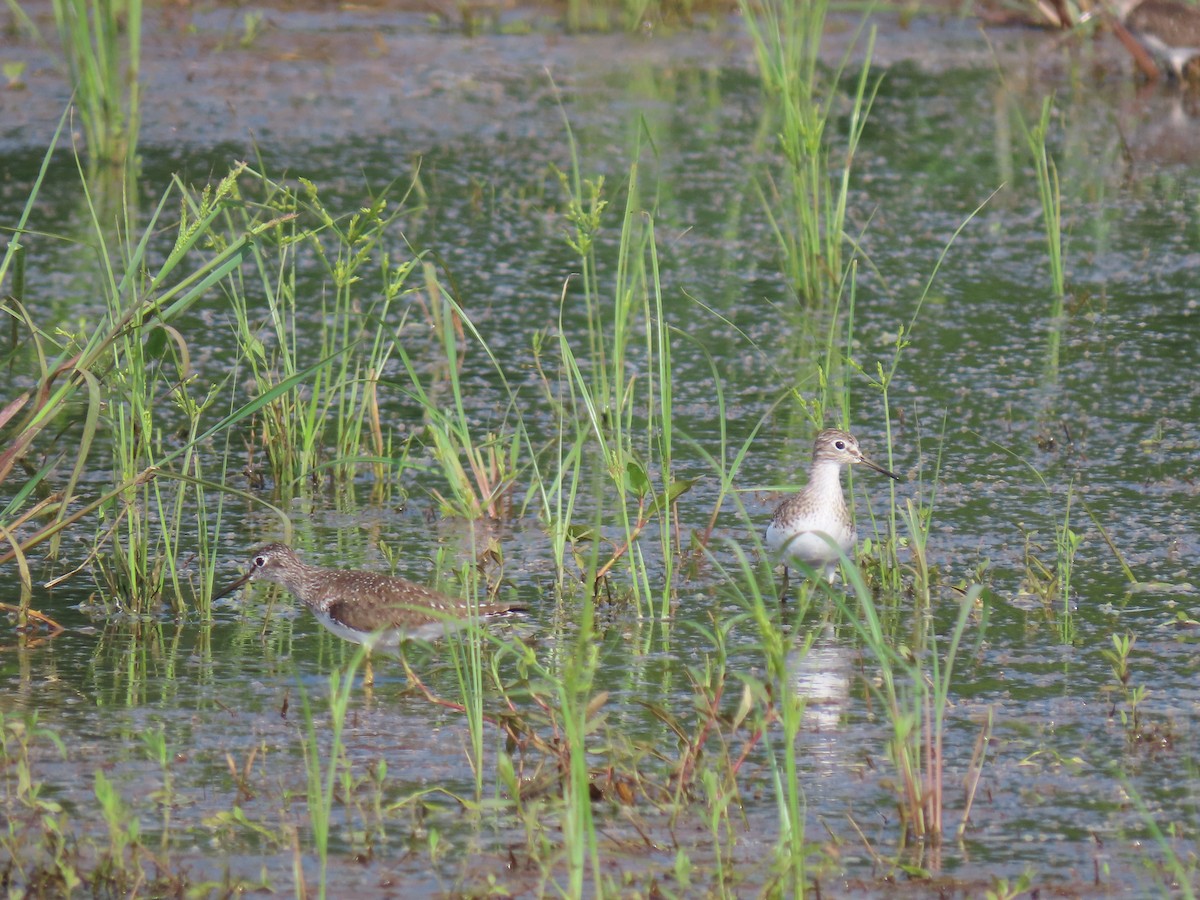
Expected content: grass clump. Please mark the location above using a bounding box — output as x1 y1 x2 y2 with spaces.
741 0 880 306
0 144 277 616
219 169 424 498
14 0 146 180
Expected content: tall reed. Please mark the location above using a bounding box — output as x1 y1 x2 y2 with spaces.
837 553 983 848
50 0 142 178
683 384 821 894
220 169 420 495
298 646 365 900
546 111 689 612
1021 96 1065 301
440 559 490 801
857 193 996 589
699 522 813 896
556 597 603 895
396 265 522 521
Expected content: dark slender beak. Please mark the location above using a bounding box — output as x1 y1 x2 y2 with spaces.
861 455 902 482
212 567 254 602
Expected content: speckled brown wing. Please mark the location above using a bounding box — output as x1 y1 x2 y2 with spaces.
325 595 428 632
317 571 520 633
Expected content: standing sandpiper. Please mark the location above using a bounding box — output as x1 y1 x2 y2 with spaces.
214 543 523 665
766 428 900 594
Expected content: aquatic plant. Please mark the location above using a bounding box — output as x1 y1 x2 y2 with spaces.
397 264 523 521
5 5 1194 893
1021 96 1066 301
838 555 984 848
740 0 879 306
92 768 143 887
1120 775 1198 900
690 513 817 896
0 712 77 893
47 0 142 178
298 648 365 900
0 151 280 615
222 169 422 496
545 116 692 613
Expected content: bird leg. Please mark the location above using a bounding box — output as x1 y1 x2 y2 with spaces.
399 655 469 715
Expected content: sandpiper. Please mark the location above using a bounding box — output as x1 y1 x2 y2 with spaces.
766 428 900 594
1111 0 1200 80
214 543 522 652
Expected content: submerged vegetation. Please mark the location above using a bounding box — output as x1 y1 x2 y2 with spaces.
1 0 1197 896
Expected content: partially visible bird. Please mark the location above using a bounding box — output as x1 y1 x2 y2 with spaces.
214 543 523 680
1110 0 1200 80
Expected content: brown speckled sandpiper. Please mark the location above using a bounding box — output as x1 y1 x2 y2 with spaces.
766 428 900 593
214 543 522 652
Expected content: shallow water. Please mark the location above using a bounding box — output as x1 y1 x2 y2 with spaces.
2 1 1200 895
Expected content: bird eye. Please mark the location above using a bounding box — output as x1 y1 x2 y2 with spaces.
254 555 267 568
834 440 846 450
